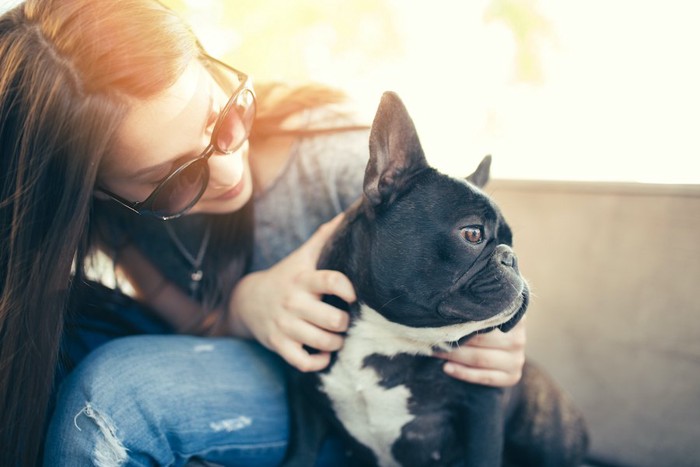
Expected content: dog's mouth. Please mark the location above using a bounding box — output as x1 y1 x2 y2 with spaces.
436 243 527 326
496 291 528 333
432 289 528 352
437 271 527 321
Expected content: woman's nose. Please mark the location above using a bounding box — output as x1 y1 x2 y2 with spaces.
206 144 247 189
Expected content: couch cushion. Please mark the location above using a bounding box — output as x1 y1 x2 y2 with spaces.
487 180 700 467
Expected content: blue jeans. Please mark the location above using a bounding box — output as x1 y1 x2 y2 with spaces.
44 282 346 466
45 336 290 466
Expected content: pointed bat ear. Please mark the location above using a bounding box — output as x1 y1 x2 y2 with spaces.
364 92 429 207
466 155 492 188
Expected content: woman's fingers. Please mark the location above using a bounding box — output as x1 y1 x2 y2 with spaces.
435 346 524 373
436 346 524 387
293 298 350 333
276 275 349 350
276 338 331 373
295 269 356 309
277 311 345 352
442 363 522 387
466 317 527 350
434 318 528 387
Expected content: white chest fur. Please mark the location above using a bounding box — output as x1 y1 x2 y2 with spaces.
318 300 524 466
319 305 417 467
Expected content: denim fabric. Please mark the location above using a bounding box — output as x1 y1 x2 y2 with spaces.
46 282 348 466
45 335 290 466
57 281 175 387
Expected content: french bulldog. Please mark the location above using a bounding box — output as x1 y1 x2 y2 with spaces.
285 92 587 467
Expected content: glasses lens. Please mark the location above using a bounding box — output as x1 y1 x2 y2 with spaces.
150 159 208 216
215 88 256 153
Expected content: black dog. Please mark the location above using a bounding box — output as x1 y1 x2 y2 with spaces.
285 92 587 467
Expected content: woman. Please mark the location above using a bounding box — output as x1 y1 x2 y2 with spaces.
0 0 533 465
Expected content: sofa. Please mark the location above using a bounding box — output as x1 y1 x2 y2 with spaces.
485 179 700 467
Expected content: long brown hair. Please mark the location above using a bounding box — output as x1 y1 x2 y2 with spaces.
0 0 354 465
0 1 198 463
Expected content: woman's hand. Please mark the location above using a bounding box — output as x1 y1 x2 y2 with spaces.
227 215 356 372
433 318 527 387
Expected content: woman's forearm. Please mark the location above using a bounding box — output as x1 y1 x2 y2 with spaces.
115 245 218 334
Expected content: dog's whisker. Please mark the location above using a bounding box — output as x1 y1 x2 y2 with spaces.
507 282 521 294
379 294 406 311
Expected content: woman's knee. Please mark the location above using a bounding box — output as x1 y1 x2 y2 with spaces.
59 335 287 404
46 335 290 465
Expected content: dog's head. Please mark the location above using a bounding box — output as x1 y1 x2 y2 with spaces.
321 92 528 343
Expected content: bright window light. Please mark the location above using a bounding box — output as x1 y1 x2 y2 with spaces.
170 0 699 184
4 0 693 183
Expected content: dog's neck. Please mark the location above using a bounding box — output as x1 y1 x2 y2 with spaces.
348 303 519 356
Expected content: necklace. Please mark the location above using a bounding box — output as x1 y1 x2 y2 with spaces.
164 221 212 296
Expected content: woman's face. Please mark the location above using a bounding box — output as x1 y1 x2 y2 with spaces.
99 59 253 216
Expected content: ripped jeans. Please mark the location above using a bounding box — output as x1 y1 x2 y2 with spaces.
44 335 290 466
43 283 347 466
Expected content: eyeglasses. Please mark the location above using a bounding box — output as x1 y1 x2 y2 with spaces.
100 54 257 220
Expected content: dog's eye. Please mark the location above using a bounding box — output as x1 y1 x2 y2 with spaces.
460 225 483 244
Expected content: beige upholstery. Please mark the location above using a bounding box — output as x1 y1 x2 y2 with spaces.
486 179 700 467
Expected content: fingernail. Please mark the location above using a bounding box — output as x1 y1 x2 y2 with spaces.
444 363 456 374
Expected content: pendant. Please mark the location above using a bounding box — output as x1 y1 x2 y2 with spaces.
190 269 203 294
191 270 203 282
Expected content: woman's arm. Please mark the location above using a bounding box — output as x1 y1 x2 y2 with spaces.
115 245 223 334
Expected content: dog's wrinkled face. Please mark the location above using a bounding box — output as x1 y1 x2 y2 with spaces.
326 92 528 337
367 169 526 331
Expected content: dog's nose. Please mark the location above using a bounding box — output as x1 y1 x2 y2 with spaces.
498 249 517 268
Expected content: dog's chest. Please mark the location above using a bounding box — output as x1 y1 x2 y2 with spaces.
318 305 453 466
319 337 413 465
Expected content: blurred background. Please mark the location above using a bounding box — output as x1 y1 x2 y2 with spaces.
162 0 700 184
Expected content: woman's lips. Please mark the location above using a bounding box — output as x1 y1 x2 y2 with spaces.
213 176 245 201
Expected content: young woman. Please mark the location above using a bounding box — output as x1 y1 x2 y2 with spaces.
1 0 537 465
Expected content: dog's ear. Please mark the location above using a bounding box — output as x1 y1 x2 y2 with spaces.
365 91 429 206
466 155 491 188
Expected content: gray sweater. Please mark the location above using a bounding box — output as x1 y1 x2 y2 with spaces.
251 128 368 272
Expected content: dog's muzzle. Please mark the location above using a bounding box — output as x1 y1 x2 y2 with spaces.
437 245 527 323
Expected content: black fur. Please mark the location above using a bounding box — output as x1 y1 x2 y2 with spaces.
283 92 588 467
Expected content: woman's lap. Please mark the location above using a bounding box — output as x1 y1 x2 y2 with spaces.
44 335 290 466
47 285 351 466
